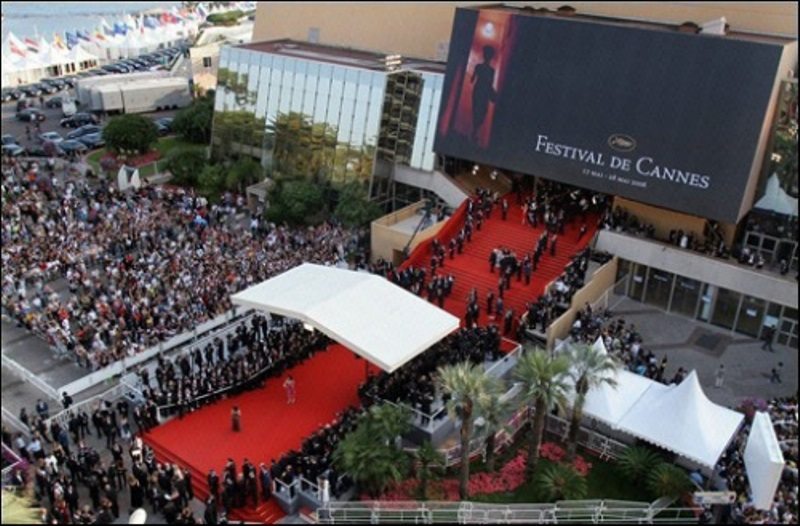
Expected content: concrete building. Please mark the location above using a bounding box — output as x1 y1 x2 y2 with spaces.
189 22 254 96
253 2 798 61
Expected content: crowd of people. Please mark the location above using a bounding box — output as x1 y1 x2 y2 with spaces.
4 397 214 524
358 327 502 419
717 396 798 524
1 156 366 370
133 315 330 419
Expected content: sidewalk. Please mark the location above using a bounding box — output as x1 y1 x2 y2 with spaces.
607 295 797 407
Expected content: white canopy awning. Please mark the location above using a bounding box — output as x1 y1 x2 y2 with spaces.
230 263 460 372
755 173 798 217
744 411 785 510
616 370 744 468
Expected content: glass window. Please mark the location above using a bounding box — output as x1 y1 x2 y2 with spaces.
736 296 766 338
278 59 294 114
203 56 212 68
697 284 715 323
711 288 741 330
670 276 701 318
644 269 673 311
629 264 647 302
615 260 631 296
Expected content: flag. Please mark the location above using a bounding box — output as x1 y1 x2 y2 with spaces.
65 31 79 49
94 28 107 42
7 32 26 57
113 21 127 36
24 37 40 53
144 16 158 29
52 32 67 50
78 29 92 42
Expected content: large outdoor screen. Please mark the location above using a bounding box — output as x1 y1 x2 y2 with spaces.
434 8 787 222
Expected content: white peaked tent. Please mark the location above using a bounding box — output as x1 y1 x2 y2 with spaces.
616 370 744 468
231 263 460 373
755 174 799 217
564 337 666 428
744 411 785 510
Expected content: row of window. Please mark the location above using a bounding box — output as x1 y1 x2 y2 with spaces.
616 260 798 348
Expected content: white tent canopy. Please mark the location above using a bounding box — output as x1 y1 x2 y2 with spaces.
559 338 743 468
744 411 785 510
755 173 799 217
616 370 744 468
231 263 460 372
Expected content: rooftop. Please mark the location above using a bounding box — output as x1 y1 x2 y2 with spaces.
237 39 446 74
474 4 796 46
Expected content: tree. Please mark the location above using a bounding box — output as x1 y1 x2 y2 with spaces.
266 179 327 226
2 488 43 524
197 164 227 201
103 114 158 155
413 441 445 501
165 146 207 187
616 446 663 485
647 464 692 499
173 96 214 144
564 344 619 462
225 157 263 193
333 404 410 498
535 463 588 501
334 182 383 227
477 377 510 473
437 362 490 500
514 349 571 480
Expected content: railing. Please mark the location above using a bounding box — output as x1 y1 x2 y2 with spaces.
317 499 703 524
1 407 31 439
44 382 131 429
57 308 252 397
2 354 61 401
484 341 524 378
2 443 27 487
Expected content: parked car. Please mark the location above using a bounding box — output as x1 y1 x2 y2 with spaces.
62 76 77 88
1 88 13 102
59 140 89 155
37 82 59 95
77 132 106 149
38 131 64 144
45 96 64 109
20 85 43 98
2 144 26 157
66 124 102 140
10 88 27 100
26 143 61 158
1 134 18 146
60 113 98 128
153 117 173 136
16 99 34 112
16 108 46 122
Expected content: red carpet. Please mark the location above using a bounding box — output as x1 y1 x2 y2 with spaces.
403 196 597 332
143 344 378 523
144 196 594 523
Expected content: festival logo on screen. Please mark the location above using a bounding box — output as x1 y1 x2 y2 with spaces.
607 134 637 153
437 10 518 149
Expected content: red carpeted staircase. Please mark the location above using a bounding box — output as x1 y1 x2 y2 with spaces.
402 195 597 333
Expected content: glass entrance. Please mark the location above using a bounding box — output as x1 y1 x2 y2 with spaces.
671 276 701 318
644 269 674 311
735 296 766 338
711 287 741 330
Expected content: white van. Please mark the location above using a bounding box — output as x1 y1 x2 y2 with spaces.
61 95 77 118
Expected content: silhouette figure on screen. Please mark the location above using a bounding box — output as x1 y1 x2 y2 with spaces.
471 45 497 144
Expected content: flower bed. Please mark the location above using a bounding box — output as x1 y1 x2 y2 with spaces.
370 444 593 501
101 149 162 168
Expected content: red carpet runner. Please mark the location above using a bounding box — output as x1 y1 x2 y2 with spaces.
143 195 595 523
143 345 378 523
401 196 597 331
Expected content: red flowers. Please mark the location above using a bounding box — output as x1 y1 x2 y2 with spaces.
539 442 566 462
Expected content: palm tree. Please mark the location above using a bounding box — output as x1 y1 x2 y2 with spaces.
332 404 410 498
477 377 510 473
617 445 663 484
565 343 620 461
514 349 572 480
647 463 692 499
535 462 588 501
414 441 445 500
437 362 490 500
1 489 43 524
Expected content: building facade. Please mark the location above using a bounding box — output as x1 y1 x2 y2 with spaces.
212 40 444 197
